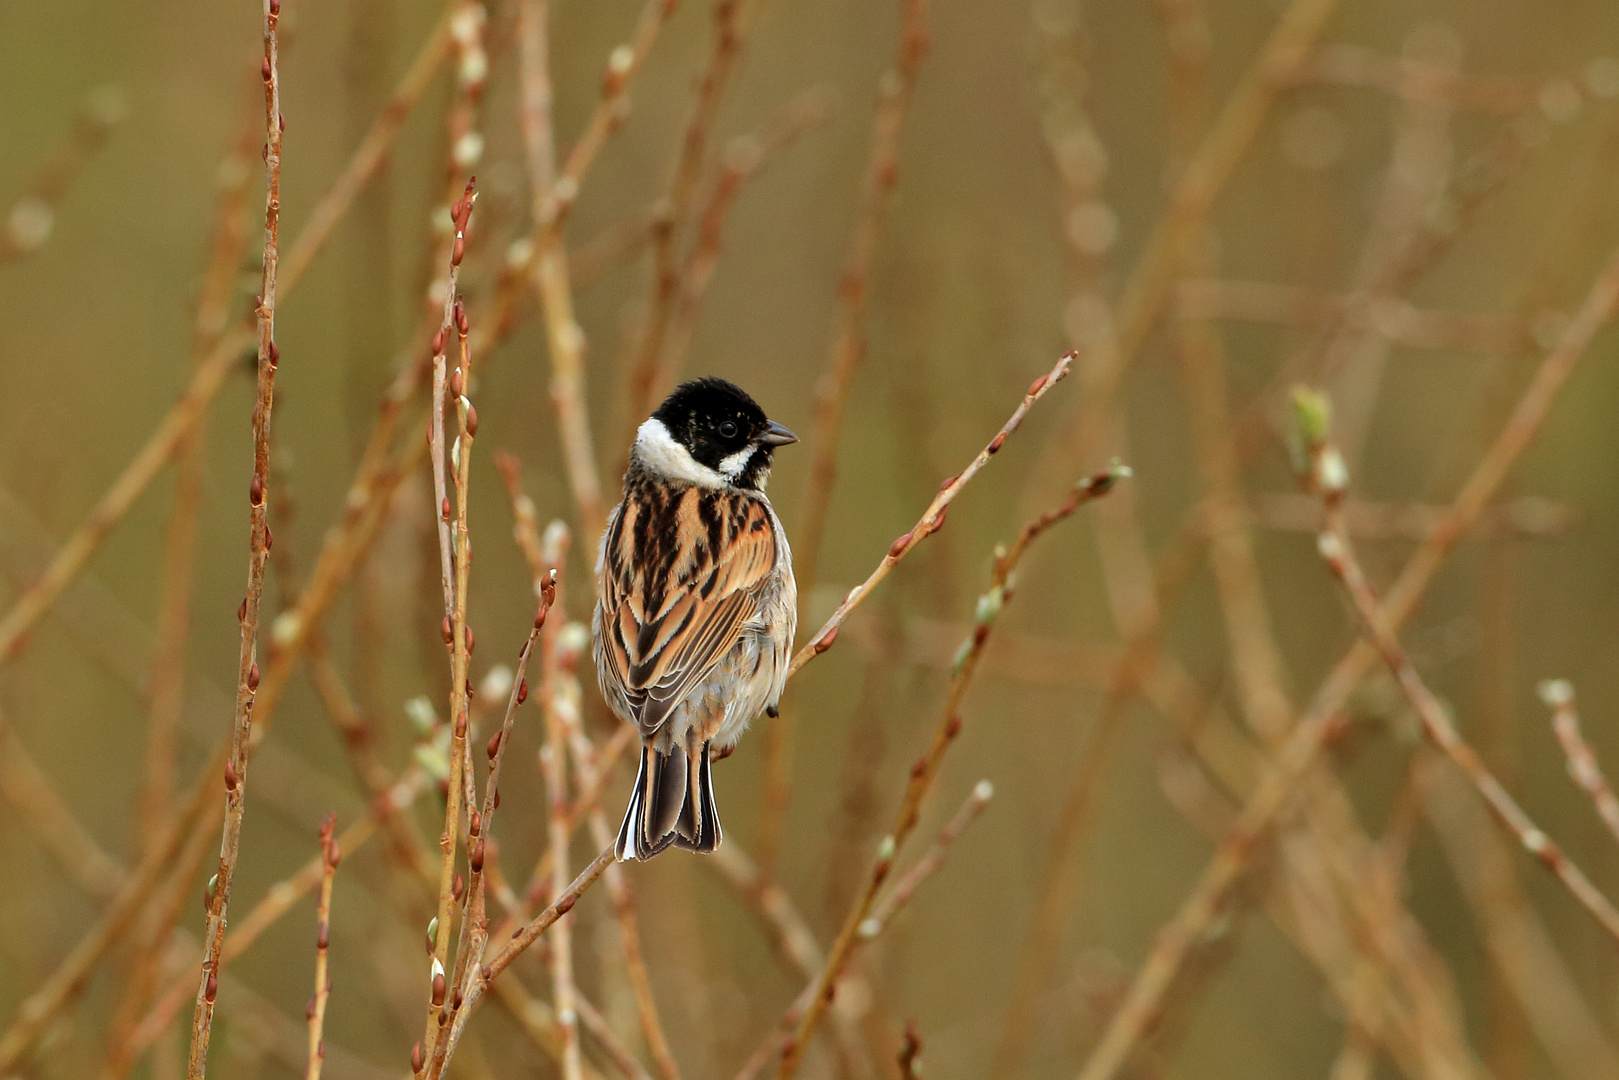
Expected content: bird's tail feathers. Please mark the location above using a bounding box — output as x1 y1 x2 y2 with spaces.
616 741 722 860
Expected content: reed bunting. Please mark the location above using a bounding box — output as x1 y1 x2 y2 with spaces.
595 377 799 860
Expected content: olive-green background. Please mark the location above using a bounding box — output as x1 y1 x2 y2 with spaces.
3 1 1619 1077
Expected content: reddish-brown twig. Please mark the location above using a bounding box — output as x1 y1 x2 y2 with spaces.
1541 680 1619 848
1319 527 1619 942
419 184 478 1076
125 771 427 1062
305 818 340 1080
0 84 125 262
774 464 1127 1079
532 521 584 1080
788 350 1074 678
429 843 618 1079
1071 240 1619 1080
649 85 835 400
1422 753 1619 1080
187 6 283 1071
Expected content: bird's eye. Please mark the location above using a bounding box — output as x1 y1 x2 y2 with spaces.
718 420 738 438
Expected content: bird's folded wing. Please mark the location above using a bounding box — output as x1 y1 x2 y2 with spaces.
598 490 777 738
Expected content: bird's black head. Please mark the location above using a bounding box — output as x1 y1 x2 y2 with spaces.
640 377 798 491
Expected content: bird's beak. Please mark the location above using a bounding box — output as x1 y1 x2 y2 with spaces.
759 420 799 446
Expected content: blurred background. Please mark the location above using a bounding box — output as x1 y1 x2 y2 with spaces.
3 0 1619 1077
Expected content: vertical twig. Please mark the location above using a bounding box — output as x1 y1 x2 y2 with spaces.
536 524 584 1080
186 3 283 1072
305 817 339 1080
0 8 451 675
419 181 478 1076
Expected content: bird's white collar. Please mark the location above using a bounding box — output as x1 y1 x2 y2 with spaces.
634 417 731 489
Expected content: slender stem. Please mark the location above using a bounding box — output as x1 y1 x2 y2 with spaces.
140 105 257 853
126 772 426 1060
623 0 752 425
857 780 993 940
788 350 1074 677
305 817 339 1080
186 5 282 1072
430 844 618 1079
420 185 478 1075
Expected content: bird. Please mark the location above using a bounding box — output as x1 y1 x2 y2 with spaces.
594 377 799 860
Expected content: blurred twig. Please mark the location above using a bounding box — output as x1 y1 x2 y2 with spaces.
788 350 1075 677
1541 680 1619 847
0 84 125 263
305 817 339 1080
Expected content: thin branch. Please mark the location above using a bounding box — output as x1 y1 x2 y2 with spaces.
788 350 1075 677
1176 278 1527 354
794 0 931 589
126 772 428 1062
430 844 618 1079
305 818 339 1080
755 0 930 872
650 85 835 397
420 184 479 1076
1541 680 1619 848
537 525 584 1080
857 779 993 940
187 3 283 1070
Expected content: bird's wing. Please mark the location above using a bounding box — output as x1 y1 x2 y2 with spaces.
598 485 778 739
